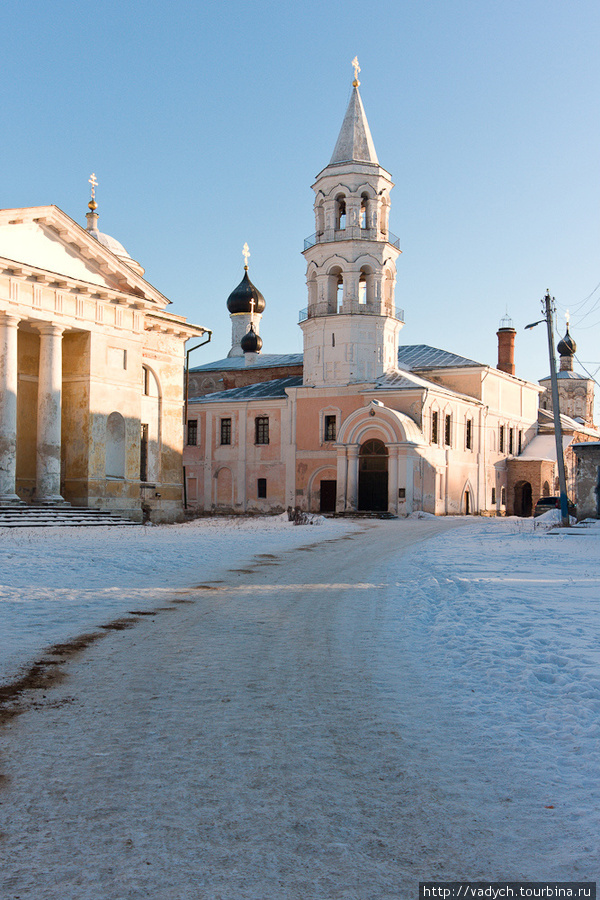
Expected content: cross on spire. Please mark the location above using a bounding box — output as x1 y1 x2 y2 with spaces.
351 56 361 87
88 173 98 211
242 242 250 270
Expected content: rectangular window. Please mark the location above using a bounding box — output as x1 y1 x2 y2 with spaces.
187 419 198 446
257 478 267 499
518 430 522 454
431 410 438 444
220 418 232 445
444 414 452 447
255 416 269 445
508 427 514 455
501 486 506 506
324 415 336 442
491 486 496 504
499 425 505 453
466 419 473 450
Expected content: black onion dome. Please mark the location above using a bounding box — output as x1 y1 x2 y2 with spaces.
226 269 266 315
557 325 576 358
241 323 263 354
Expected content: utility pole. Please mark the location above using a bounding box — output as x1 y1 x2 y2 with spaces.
543 292 570 526
526 292 569 526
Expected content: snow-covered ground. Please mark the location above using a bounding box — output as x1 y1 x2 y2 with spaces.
0 513 598 895
0 515 361 684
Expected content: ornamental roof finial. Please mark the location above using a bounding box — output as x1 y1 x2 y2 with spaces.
242 242 250 271
88 173 98 212
351 56 361 87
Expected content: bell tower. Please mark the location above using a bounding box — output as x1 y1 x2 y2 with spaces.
300 61 404 386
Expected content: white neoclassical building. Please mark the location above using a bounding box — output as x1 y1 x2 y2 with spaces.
0 197 207 522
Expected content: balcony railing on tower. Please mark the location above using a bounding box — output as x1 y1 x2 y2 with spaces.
303 229 401 251
299 305 405 324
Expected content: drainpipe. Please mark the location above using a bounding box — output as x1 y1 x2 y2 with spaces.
183 330 213 509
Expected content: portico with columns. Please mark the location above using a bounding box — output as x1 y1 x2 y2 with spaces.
0 201 206 522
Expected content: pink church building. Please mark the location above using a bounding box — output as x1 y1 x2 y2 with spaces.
183 73 555 517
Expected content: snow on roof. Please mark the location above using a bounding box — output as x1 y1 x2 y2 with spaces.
192 376 303 403
519 434 573 460
537 408 600 438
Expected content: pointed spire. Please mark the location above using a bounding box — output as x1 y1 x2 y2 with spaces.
329 61 378 166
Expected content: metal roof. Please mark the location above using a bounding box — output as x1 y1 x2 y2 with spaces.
192 345 481 375
190 353 303 373
397 344 482 370
191 376 303 403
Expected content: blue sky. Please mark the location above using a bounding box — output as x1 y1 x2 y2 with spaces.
2 0 599 396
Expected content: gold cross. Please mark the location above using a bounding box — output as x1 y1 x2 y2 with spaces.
351 56 361 86
89 173 98 200
242 242 250 269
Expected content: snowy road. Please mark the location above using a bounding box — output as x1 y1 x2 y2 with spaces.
0 517 597 899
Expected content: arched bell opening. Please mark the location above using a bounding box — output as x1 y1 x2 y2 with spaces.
327 266 343 313
335 194 347 231
358 438 388 511
360 193 369 229
358 265 374 306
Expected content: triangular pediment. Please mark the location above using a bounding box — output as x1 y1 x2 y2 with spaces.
0 206 168 307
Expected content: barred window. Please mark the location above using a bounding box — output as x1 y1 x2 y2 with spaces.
431 410 439 444
444 414 452 447
324 415 336 442
508 427 514 455
518 430 523 454
257 478 267 499
499 425 505 453
187 419 198 446
491 486 496 504
466 419 473 450
220 418 231 446
255 416 269 445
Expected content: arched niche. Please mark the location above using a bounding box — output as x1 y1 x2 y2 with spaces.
106 411 126 479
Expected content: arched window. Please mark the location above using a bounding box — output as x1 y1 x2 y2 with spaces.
106 412 126 478
335 194 346 230
141 366 161 483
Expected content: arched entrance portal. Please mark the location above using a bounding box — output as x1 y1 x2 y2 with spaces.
358 439 388 511
514 480 533 517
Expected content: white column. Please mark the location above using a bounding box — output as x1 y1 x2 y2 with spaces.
347 445 359 511
0 313 21 502
335 446 348 513
35 323 65 503
387 444 399 514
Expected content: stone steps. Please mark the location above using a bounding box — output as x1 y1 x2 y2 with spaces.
0 504 138 528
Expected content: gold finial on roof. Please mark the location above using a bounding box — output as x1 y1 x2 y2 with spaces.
351 56 361 87
242 242 250 271
88 173 98 211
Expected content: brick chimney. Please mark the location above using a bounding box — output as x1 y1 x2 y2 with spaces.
497 314 516 376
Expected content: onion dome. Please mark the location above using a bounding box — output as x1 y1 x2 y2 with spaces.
557 324 576 358
226 268 266 315
241 322 263 354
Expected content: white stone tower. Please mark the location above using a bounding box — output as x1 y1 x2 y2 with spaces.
300 62 404 386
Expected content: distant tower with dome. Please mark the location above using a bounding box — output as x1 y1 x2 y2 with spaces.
539 322 595 427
